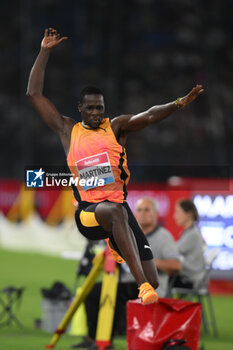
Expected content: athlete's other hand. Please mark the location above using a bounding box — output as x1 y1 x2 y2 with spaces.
177 84 204 108
41 28 68 50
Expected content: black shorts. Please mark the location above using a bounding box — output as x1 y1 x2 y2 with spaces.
75 201 153 261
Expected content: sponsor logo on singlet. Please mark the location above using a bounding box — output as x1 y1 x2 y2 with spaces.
76 152 115 191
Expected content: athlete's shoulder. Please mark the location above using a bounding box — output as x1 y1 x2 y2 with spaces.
61 115 76 125
101 117 110 125
61 115 76 130
111 114 133 127
110 115 133 145
58 115 77 138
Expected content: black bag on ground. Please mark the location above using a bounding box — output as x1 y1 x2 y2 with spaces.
41 281 72 300
163 339 192 350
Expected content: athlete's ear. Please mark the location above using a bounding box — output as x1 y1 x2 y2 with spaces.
78 102 82 113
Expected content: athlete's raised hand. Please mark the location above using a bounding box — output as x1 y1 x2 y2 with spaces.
176 84 204 108
27 27 74 155
41 28 68 50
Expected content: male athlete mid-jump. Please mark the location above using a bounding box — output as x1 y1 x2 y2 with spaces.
27 28 204 305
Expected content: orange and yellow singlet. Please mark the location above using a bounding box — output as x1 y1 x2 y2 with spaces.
67 118 130 203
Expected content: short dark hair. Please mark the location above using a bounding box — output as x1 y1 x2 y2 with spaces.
178 199 199 222
79 86 103 103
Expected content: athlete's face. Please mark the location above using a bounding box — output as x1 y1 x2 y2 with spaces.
78 94 105 129
135 199 157 232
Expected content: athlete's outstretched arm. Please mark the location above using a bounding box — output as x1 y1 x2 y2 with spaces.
26 28 75 154
113 85 204 132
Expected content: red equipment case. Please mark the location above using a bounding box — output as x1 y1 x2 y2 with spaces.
127 298 201 350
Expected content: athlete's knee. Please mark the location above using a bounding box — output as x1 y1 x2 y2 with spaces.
95 203 128 232
111 203 128 222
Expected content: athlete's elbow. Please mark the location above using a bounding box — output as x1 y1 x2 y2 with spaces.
26 90 42 101
26 90 37 97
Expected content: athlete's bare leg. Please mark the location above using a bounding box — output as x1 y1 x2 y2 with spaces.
108 234 159 288
95 202 159 288
141 260 159 288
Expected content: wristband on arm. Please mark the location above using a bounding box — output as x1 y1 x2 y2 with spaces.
175 97 182 109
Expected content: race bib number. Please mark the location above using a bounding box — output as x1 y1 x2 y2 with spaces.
76 152 115 191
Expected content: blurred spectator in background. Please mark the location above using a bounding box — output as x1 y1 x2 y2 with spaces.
172 198 206 289
71 197 181 349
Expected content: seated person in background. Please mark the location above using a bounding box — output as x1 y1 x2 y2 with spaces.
70 197 181 349
172 198 206 289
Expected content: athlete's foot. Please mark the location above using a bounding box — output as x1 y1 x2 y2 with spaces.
105 238 125 264
138 282 159 305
